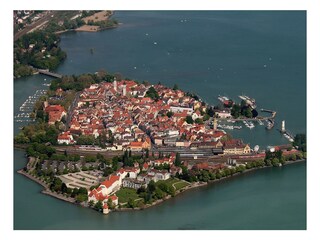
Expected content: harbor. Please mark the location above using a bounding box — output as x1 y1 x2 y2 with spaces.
214 95 296 144
15 88 47 123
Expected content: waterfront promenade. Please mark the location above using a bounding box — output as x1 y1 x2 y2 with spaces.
17 169 76 204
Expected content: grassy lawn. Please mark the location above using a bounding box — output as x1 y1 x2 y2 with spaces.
173 181 190 190
116 188 140 203
156 178 190 191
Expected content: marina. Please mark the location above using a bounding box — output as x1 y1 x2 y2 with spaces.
243 120 255 129
15 89 47 123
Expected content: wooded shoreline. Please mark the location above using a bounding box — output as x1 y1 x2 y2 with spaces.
17 158 306 213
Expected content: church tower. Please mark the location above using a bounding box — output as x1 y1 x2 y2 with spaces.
213 118 218 131
113 80 117 92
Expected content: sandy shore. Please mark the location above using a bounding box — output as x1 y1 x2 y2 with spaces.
75 25 100 32
82 11 111 24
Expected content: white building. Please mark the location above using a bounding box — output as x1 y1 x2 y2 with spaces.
57 131 75 145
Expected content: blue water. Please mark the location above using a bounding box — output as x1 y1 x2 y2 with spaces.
14 11 306 229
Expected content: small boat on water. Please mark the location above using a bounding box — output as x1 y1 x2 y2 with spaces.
257 119 264 125
265 119 274 130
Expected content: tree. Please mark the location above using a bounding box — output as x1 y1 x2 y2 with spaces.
265 159 272 166
231 104 241 119
203 114 210 121
158 182 169 193
154 188 165 199
88 200 94 207
147 180 156 193
294 133 306 152
103 167 113 177
207 107 215 117
174 153 181 167
195 118 203 124
168 186 175 196
271 158 280 167
50 177 63 192
78 187 88 195
242 107 253 118
76 194 88 202
145 87 159 101
112 157 119 171
94 200 103 211
166 111 174 118
185 116 194 124
107 198 115 209
137 186 146 194
61 183 68 193
127 198 136 208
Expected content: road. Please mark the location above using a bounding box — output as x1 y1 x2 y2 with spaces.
14 11 55 41
66 92 81 128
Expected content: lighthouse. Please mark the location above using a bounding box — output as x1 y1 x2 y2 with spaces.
281 120 286 132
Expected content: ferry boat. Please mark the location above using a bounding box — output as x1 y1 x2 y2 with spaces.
218 95 229 103
239 95 257 109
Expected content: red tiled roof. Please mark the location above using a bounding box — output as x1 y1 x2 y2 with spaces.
45 105 65 113
129 142 143 147
109 195 118 201
101 175 120 188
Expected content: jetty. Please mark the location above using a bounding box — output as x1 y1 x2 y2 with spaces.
261 108 277 118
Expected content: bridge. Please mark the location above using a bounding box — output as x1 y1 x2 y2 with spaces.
38 69 62 78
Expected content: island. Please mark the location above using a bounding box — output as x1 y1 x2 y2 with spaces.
14 71 307 214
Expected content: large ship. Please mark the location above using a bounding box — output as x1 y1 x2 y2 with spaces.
218 95 233 107
218 95 229 102
239 95 257 109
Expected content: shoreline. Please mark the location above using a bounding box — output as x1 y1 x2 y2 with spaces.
115 159 306 212
17 169 77 204
16 158 304 214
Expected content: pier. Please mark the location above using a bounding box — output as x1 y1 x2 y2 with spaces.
38 69 62 78
260 109 277 119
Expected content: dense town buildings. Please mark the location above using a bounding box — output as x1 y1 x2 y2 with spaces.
66 80 232 152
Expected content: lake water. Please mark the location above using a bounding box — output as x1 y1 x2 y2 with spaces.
14 11 306 230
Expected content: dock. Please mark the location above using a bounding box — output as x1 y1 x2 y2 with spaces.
260 108 277 119
281 131 295 142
